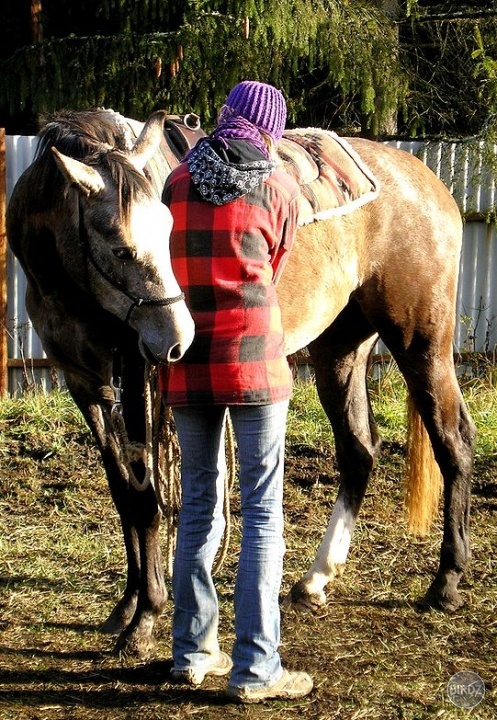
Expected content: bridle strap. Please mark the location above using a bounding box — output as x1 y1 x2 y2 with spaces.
122 293 185 325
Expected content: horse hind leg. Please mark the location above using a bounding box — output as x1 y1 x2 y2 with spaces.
287 300 380 611
393 346 476 612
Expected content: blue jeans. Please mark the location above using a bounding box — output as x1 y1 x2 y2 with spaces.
171 401 288 688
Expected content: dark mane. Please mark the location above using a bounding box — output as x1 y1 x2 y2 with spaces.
36 108 131 159
30 109 153 214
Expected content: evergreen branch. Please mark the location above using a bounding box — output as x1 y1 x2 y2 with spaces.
411 6 497 23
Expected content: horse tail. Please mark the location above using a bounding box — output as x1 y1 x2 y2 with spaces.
404 393 443 535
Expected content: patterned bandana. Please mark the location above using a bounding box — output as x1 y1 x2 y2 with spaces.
187 139 275 206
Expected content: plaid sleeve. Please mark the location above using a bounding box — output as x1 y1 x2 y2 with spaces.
267 170 301 285
271 193 300 285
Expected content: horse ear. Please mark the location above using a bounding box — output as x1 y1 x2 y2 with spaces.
51 147 106 197
128 110 167 172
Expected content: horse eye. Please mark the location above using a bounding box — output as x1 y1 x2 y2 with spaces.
113 246 137 261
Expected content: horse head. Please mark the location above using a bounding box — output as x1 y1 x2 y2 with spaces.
48 111 194 364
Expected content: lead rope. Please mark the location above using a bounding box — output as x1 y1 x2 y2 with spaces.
111 373 152 492
143 364 237 578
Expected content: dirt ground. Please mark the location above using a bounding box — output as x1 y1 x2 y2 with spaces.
0 424 496 719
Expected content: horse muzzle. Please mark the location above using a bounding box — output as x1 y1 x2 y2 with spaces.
134 300 195 365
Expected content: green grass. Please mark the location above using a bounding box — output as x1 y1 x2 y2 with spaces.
287 377 335 449
461 376 497 459
289 361 497 457
0 387 88 458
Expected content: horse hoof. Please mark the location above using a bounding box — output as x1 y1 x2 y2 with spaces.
419 583 465 613
283 580 327 612
114 629 158 661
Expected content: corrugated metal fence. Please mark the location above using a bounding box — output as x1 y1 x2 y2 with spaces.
4 135 56 394
3 135 497 394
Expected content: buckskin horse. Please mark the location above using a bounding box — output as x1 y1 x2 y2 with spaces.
7 108 475 660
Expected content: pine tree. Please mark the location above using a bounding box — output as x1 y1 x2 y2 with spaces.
1 1 497 138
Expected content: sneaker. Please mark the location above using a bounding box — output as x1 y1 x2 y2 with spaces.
170 651 233 687
226 668 313 704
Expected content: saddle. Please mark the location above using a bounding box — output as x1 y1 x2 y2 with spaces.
163 113 206 161
147 115 380 222
145 114 207 195
278 129 380 225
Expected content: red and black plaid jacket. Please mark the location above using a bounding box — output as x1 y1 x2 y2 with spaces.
160 158 300 406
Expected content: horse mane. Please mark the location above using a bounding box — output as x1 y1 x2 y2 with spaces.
30 109 153 215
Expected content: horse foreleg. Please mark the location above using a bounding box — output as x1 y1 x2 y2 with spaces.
100 504 140 635
91 405 167 658
287 307 380 611
66 374 167 659
111 483 167 659
108 356 169 659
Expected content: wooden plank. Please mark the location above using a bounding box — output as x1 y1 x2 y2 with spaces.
8 359 53 369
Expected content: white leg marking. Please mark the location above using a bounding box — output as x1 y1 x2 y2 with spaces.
302 497 356 596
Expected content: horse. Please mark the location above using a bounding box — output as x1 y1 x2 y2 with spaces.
277 137 476 614
7 108 475 660
7 109 195 658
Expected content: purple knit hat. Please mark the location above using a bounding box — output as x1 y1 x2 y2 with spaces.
222 81 287 142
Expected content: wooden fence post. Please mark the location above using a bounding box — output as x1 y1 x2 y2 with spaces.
0 127 7 395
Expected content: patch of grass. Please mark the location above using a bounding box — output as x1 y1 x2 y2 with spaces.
287 377 335 449
0 388 88 459
368 360 409 443
461 376 497 459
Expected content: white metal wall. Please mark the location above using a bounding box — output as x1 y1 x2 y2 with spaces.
391 139 497 218
4 135 497 393
6 137 41 362
5 135 57 394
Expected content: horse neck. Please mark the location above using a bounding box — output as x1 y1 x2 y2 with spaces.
145 138 180 198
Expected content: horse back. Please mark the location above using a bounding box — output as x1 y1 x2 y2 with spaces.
349 138 462 230
278 137 463 355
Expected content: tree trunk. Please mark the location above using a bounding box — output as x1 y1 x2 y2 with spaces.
31 0 43 43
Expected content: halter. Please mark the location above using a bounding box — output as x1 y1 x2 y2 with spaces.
78 198 184 325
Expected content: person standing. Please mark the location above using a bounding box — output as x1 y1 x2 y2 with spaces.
160 80 313 703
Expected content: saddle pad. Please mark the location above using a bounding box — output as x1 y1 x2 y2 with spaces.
278 129 380 225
